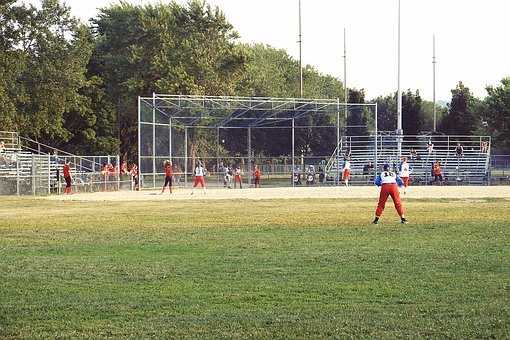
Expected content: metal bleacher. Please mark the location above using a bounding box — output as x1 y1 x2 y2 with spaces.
0 131 121 195
326 134 491 185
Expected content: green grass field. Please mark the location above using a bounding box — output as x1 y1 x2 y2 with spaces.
1 197 509 338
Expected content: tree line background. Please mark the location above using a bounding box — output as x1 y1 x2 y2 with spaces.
1 0 509 162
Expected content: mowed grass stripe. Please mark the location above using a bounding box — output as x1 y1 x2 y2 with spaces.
0 198 508 338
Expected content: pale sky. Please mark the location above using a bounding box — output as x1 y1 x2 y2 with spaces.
22 0 510 101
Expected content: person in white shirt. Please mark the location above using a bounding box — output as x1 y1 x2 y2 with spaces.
234 166 243 189
399 157 412 194
342 158 351 186
191 162 206 195
0 141 6 165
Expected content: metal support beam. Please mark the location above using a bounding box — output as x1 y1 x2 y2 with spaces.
47 154 51 195
374 103 379 176
152 92 156 189
292 118 295 188
184 127 188 188
217 127 220 186
169 118 172 161
344 28 348 134
397 0 403 158
298 0 303 97
247 127 252 187
336 98 340 185
116 155 120 191
433 34 437 132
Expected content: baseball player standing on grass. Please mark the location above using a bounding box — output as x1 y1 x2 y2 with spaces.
160 160 173 195
342 157 351 186
191 161 206 195
372 163 408 225
63 160 72 195
399 157 412 194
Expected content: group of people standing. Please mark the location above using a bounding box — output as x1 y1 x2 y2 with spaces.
159 161 264 195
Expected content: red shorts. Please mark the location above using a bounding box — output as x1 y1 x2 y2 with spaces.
402 177 410 187
235 175 242 182
193 176 205 187
342 169 350 180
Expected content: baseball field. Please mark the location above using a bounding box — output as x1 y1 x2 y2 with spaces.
1 187 509 338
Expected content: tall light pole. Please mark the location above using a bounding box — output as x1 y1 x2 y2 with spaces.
298 0 303 97
343 27 348 132
432 34 437 132
396 0 402 157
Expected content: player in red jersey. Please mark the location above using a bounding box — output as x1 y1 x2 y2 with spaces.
372 164 407 224
253 165 262 188
161 160 173 194
63 161 72 194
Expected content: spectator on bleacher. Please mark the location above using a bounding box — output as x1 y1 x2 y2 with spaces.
480 141 489 154
63 161 72 194
426 140 434 156
363 161 374 175
409 148 421 161
0 141 6 166
433 161 443 185
455 142 464 159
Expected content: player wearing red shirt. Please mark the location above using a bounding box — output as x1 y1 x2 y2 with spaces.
63 161 72 194
433 161 443 185
254 165 262 188
161 160 173 194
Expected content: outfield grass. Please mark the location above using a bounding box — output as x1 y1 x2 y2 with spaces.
0 197 509 338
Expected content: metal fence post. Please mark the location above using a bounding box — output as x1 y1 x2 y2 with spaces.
30 154 36 196
247 127 252 187
117 155 120 191
374 103 378 177
336 99 340 185
184 127 188 188
292 118 295 188
152 92 156 189
137 96 142 189
16 155 20 196
47 154 51 195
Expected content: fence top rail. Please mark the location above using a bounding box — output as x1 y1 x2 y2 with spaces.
343 134 491 138
145 94 377 107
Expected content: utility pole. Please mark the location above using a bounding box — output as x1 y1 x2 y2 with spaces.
396 0 402 157
343 27 348 133
298 0 303 97
432 34 437 132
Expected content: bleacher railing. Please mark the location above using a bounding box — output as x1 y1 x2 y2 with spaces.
0 133 126 195
326 134 491 185
0 131 20 150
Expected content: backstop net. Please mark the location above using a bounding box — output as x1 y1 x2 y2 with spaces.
138 94 377 188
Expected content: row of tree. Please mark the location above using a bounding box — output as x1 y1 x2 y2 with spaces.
1 0 509 161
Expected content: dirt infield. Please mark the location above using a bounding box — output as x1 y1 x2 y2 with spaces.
44 185 510 202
